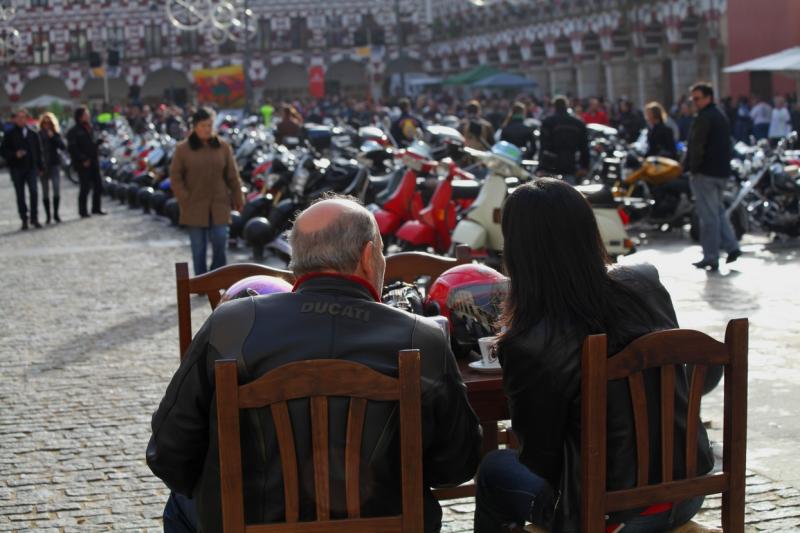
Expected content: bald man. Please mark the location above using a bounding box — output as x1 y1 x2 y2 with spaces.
148 196 482 533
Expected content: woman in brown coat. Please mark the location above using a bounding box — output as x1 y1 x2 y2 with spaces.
170 107 245 275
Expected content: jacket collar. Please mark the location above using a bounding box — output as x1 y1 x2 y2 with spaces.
292 272 381 302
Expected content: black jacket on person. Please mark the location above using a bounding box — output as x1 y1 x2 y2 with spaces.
538 110 589 175
617 110 647 144
66 123 100 171
39 130 66 172
1 125 43 172
687 103 732 178
498 264 714 531
500 117 537 158
147 274 482 533
645 122 678 160
390 113 423 147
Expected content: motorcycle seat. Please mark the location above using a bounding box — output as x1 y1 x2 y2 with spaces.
452 179 481 200
575 184 616 207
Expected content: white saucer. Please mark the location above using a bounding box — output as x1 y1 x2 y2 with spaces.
468 360 503 374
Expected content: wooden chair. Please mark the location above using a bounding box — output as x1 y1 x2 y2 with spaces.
581 319 748 532
176 262 296 359
384 244 471 290
214 350 424 533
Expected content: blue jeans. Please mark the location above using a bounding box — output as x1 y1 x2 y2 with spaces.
474 450 704 532
163 492 197 533
690 174 739 263
188 224 229 276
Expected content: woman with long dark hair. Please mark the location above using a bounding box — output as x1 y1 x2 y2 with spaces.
473 179 713 532
170 107 245 275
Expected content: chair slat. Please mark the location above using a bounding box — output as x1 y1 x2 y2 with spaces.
238 360 400 408
271 401 300 523
215 360 246 533
627 372 650 487
660 365 676 483
176 262 192 359
398 350 424 533
383 245 470 289
244 515 403 533
685 364 707 478
580 334 608 533
311 397 330 521
606 473 730 512
608 330 729 380
722 319 749 532
345 398 367 518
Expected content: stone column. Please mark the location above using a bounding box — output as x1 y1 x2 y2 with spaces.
604 61 614 101
637 61 646 108
575 62 584 98
672 55 681 106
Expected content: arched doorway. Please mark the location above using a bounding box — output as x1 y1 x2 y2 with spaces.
20 75 71 102
81 77 130 107
263 62 308 101
326 60 368 98
142 68 191 106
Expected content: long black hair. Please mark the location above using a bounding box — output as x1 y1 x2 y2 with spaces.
498 178 651 348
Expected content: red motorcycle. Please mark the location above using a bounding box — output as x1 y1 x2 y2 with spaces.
394 159 476 253
367 141 437 238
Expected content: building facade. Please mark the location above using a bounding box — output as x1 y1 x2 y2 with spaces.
0 0 728 109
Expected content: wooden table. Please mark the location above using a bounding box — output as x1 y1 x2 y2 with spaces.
433 359 509 500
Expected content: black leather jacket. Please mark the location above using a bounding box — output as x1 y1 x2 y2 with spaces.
687 103 732 178
500 118 537 159
498 264 714 531
147 274 482 533
66 123 99 171
539 111 590 175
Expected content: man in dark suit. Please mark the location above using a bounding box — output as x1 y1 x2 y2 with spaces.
67 106 106 217
1 109 44 230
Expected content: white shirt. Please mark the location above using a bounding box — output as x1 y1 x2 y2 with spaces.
769 107 792 138
750 102 772 125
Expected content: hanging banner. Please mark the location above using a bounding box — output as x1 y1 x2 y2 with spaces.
309 65 325 99
193 65 245 108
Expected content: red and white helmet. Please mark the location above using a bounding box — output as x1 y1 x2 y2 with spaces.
426 264 508 356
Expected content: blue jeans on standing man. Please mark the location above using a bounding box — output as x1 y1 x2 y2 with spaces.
690 174 739 265
474 449 705 532
188 223 229 276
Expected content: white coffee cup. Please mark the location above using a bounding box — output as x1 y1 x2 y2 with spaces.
477 336 500 368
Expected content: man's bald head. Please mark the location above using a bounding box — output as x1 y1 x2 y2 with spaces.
289 196 382 280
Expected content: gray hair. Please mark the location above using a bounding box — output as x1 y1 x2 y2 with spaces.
289 196 380 277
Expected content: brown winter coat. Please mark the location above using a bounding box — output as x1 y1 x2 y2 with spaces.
169 135 245 227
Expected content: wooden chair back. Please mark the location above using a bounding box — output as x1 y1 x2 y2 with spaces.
384 245 471 290
176 262 296 359
581 319 748 532
215 350 424 533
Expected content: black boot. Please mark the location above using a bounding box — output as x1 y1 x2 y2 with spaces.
53 196 61 223
44 198 52 224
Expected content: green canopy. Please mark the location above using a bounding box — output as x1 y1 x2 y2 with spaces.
442 65 500 86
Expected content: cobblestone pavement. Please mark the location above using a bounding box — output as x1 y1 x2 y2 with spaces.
1 176 799 532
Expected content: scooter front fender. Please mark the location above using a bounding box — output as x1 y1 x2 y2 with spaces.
451 219 488 250
372 208 402 236
396 220 436 247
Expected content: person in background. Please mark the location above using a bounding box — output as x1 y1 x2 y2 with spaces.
644 102 677 160
616 99 647 143
686 82 741 270
538 95 589 184
675 101 694 143
1 108 43 230
791 101 800 148
169 107 245 276
275 104 303 145
768 96 793 145
38 112 66 224
473 179 713 532
581 97 609 125
459 100 495 150
733 96 752 142
749 96 772 140
500 101 536 158
67 106 106 218
389 97 423 147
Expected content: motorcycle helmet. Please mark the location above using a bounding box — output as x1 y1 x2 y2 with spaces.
490 141 523 167
151 190 168 215
127 184 141 208
229 210 244 239
138 186 155 214
219 275 292 304
164 198 180 225
426 264 509 357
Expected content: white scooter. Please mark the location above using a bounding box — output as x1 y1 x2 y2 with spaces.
451 142 634 261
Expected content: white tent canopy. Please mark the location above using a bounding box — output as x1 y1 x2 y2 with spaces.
724 46 800 74
19 94 75 108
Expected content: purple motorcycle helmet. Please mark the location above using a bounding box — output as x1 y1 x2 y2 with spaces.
219 275 293 304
